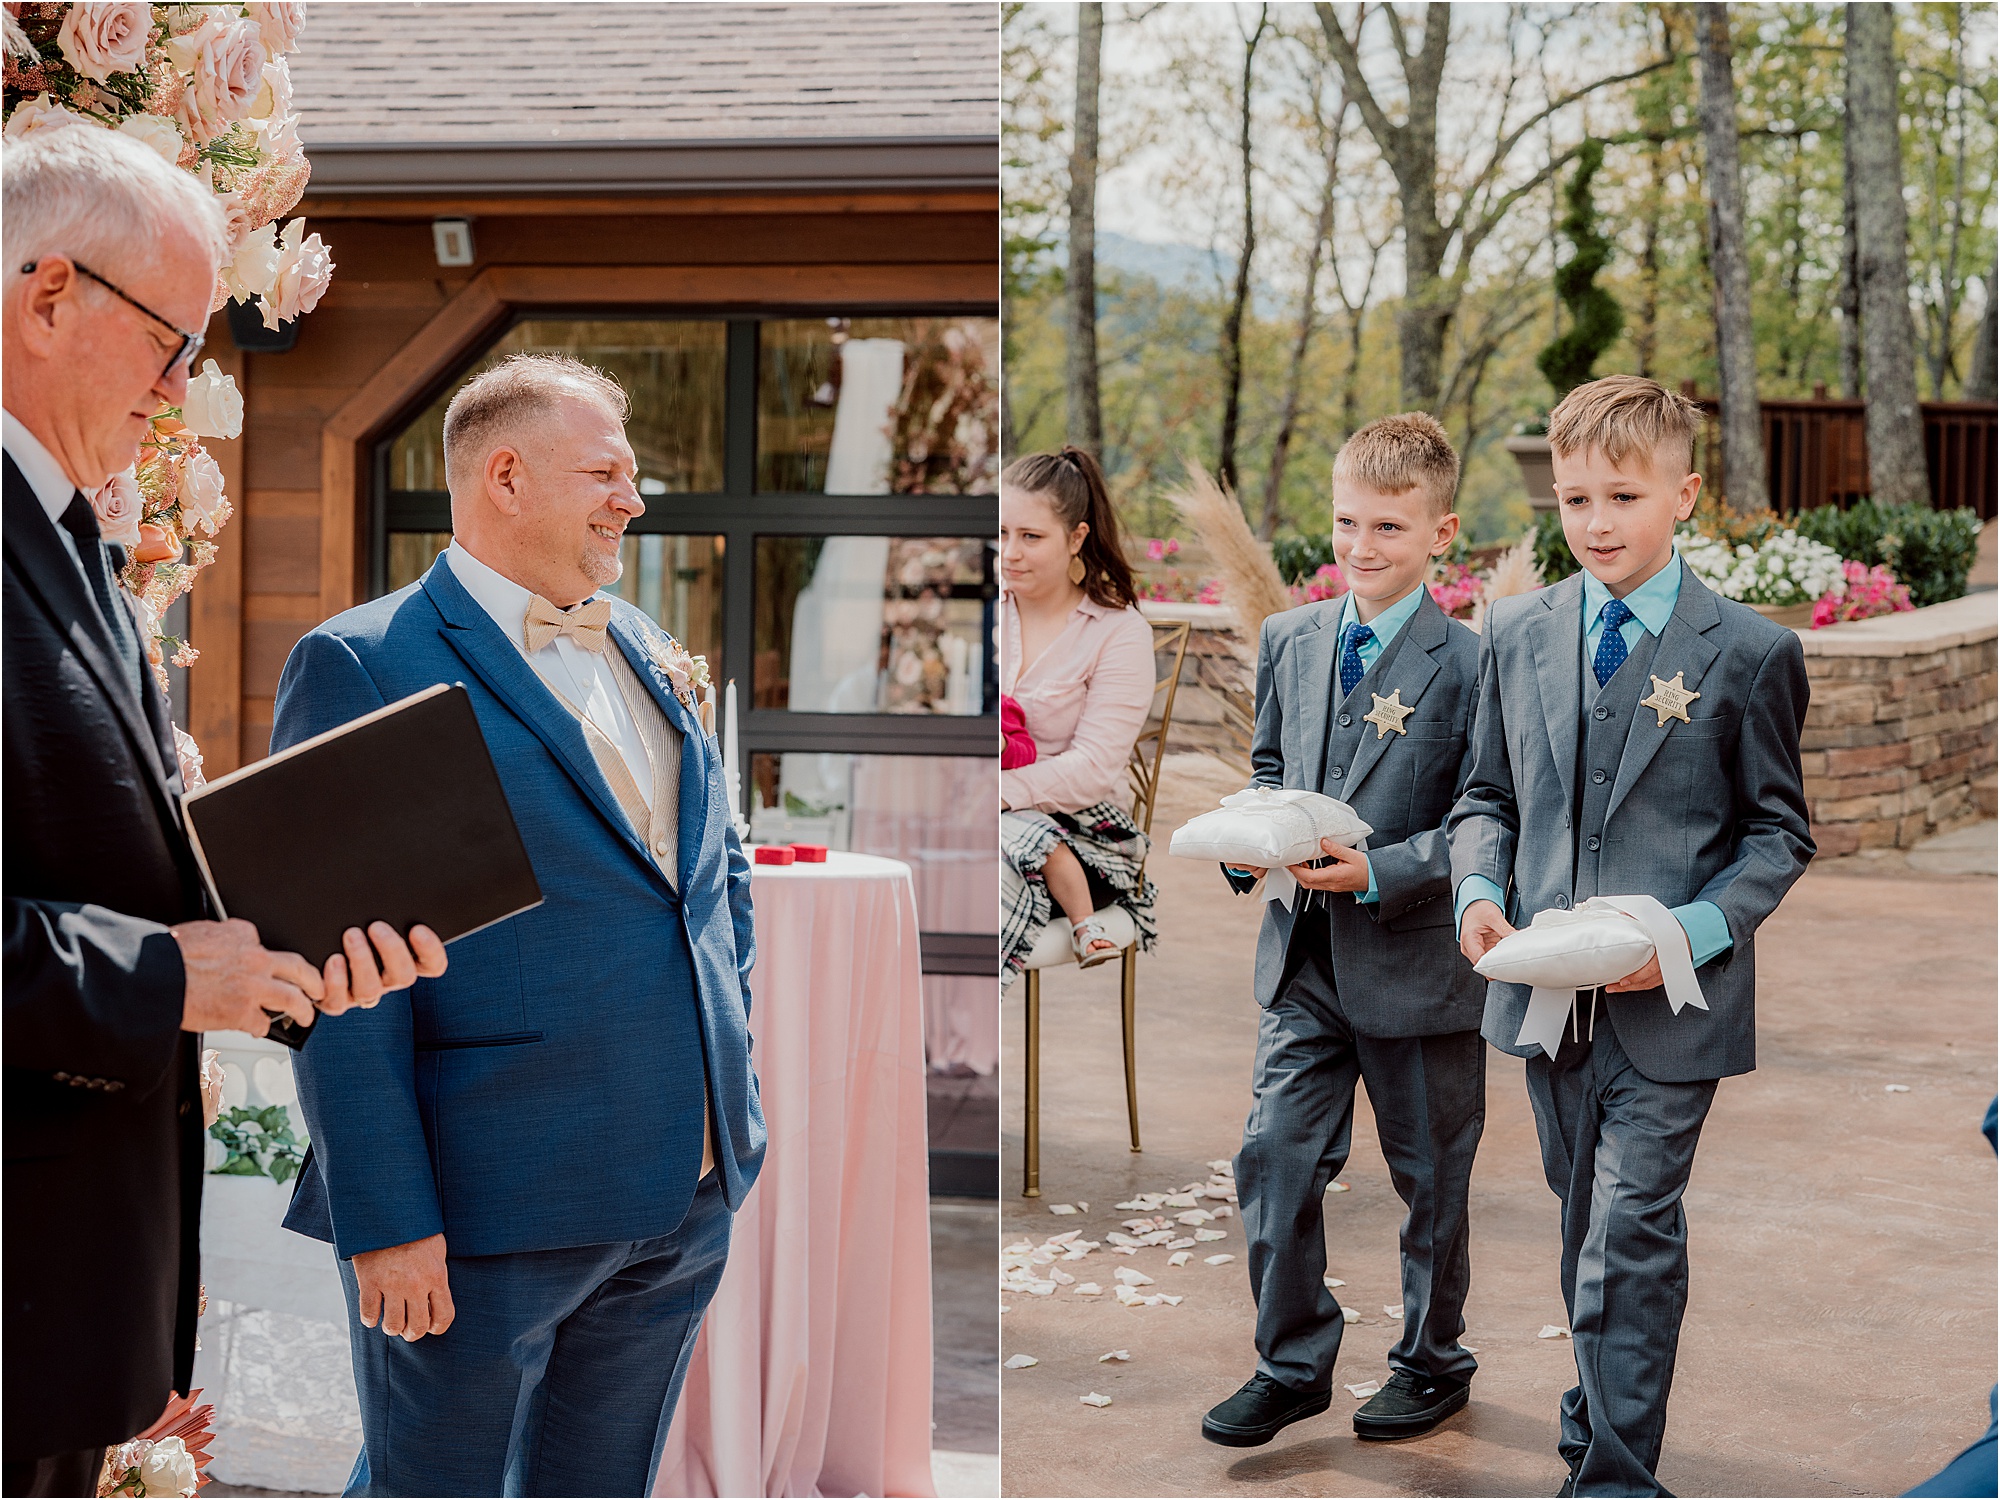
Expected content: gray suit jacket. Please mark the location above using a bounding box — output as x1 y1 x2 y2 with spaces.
1446 569 1814 1083
1229 589 1486 1037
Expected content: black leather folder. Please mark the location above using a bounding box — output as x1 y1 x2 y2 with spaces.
182 683 542 1048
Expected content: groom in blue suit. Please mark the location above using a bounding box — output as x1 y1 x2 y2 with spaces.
273 355 764 1496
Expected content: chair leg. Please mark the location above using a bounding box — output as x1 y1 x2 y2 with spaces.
1121 948 1141 1154
1023 968 1041 1198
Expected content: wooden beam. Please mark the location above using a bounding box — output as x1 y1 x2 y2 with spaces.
297 190 998 221
188 332 245 776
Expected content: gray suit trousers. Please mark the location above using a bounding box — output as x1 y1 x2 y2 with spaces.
1525 1018 1717 1497
1237 904 1485 1391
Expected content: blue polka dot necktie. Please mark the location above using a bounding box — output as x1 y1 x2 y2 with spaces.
1593 598 1635 688
1339 622 1375 698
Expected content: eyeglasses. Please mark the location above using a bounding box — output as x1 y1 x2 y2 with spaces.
19 257 204 379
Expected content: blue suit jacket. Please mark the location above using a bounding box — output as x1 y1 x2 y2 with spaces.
272 556 764 1259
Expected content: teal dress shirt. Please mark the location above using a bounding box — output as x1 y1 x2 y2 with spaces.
1453 555 1734 966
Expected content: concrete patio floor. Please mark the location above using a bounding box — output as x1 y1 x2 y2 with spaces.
1000 755 1996 1499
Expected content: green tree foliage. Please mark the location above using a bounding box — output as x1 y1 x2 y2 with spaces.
1537 139 1627 399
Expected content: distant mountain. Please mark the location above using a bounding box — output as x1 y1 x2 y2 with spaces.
1095 231 1286 318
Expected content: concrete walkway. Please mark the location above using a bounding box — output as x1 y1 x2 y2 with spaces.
1001 755 1996 1499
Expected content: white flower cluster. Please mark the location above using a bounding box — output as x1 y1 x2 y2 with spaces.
1676 528 1847 607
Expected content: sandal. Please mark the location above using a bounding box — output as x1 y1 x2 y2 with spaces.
1070 916 1121 969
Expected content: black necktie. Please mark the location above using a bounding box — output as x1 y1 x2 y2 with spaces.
59 492 146 702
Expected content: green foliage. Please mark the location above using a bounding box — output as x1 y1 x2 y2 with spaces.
209 1103 307 1184
1537 140 1626 399
1791 501 1984 607
1272 533 1336 586
1534 509 1582 583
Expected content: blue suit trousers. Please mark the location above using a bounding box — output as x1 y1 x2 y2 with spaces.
337 1175 732 1497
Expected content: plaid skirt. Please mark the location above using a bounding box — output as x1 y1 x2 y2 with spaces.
1001 804 1158 986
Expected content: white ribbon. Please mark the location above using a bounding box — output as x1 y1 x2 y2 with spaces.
1250 834 1370 914
1513 894 1708 1060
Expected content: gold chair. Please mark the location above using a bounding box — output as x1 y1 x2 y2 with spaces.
1020 618 1193 1198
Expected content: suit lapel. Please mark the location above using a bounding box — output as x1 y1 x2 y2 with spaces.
1343 589 1445 801
3 463 180 820
1291 603 1341 790
1527 573 1585 816
1605 570 1724 822
607 613 713 890
422 558 662 877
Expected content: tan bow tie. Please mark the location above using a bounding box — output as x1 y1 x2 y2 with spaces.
524 594 612 653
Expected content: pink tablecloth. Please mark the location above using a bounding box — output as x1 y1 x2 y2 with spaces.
655 852 936 1498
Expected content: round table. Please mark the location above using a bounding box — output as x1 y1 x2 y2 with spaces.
655 851 937 1498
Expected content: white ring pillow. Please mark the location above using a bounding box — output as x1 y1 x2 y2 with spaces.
1168 786 1373 870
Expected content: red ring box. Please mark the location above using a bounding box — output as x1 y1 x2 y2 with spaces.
789 844 829 862
754 846 796 865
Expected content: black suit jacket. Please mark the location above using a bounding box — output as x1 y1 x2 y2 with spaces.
3 454 207 1458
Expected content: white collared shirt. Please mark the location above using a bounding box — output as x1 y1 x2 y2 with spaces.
443 540 653 808
4 410 96 581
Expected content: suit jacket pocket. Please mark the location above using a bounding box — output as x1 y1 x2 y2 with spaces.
1383 892 1454 931
415 1032 545 1052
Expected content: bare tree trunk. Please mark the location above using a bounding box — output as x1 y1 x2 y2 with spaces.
1925 5 1967 398
1218 4 1268 494
1634 144 1663 379
1695 4 1767 512
1260 89 1342 541
1968 291 1997 403
1065 2 1104 456
1846 2 1931 507
1837 119 1862 398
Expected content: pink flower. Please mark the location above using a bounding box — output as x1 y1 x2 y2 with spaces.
56 2 149 82
247 2 308 54
173 17 268 144
1294 562 1348 604
1147 539 1165 562
1811 559 1913 628
2 93 84 142
260 219 333 329
91 468 144 549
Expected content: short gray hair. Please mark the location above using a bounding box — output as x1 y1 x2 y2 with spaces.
442 354 630 489
3 125 228 296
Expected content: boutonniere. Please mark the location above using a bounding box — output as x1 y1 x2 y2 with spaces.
639 630 710 712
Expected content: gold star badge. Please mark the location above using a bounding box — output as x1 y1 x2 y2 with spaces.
1363 689 1416 739
1640 671 1701 727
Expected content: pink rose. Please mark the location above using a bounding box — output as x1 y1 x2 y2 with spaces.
247 2 307 54
175 17 267 143
2 93 84 142
91 469 145 549
56 2 149 83
260 219 333 329
178 447 228 534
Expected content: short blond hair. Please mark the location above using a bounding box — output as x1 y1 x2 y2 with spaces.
1331 411 1461 517
442 353 630 490
1546 375 1700 475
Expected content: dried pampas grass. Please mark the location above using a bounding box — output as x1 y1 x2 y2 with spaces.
1469 531 1543 634
1164 459 1292 657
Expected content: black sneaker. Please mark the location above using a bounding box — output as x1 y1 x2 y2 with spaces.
1351 1368 1470 1440
1200 1372 1334 1447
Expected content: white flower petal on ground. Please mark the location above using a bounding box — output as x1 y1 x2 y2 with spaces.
1194 1229 1228 1242
1106 1232 1145 1248
1046 1229 1081 1246
1113 1267 1154 1287
1080 1392 1113 1407
1327 1182 1350 1194
1341 1307 1365 1323
1159 1294 1184 1305
1539 1325 1571 1339
1203 1254 1235 1266
1166 1237 1196 1250
1005 1240 1033 1254
1072 1283 1103 1297
1208 1159 1234 1174
1049 1203 1078 1215
1461 1344 1480 1354
1050 1270 1075 1286
1099 1349 1130 1362
1345 1381 1382 1400
1003 1354 1038 1369
1114 1285 1145 1306
1025 1281 1056 1297
1168 1251 1192 1268
1323 1277 1345 1289
1384 1305 1406 1318
1211 1205 1235 1218
1885 1083 1911 1093
1163 1193 1197 1208
1175 1209 1214 1226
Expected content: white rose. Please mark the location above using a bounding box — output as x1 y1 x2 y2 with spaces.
260 219 332 329
56 2 149 82
178 446 228 533
249 54 292 122
117 113 185 163
223 220 281 302
3 93 85 142
198 1046 224 1125
247 2 307 54
90 468 145 549
181 360 243 440
137 1436 197 1498
176 17 267 144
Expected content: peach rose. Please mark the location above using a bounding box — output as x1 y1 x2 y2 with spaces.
261 218 332 329
56 2 149 83
247 2 307 54
174 17 267 144
90 468 145 549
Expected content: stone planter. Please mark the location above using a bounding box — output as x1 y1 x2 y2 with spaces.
1750 602 1817 629
1504 434 1557 510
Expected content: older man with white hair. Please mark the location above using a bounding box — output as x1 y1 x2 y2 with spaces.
3 126 443 1496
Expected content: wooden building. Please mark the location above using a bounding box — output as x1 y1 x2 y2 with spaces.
185 2 1002 1094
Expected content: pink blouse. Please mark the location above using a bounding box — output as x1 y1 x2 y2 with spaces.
1000 593 1157 814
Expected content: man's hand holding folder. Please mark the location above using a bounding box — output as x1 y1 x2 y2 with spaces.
171 914 447 1039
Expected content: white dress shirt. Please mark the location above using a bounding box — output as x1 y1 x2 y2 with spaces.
3 410 98 583
443 541 653 809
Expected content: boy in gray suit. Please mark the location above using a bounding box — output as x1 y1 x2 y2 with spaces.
1450 376 1814 1496
1201 414 1487 1448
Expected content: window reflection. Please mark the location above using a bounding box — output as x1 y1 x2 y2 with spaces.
757 317 999 495
754 536 995 715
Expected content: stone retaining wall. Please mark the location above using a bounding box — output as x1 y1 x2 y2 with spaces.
1798 593 1998 856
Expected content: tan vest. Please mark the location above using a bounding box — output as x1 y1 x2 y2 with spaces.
548 648 714 1181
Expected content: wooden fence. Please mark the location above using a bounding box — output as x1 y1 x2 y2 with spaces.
1681 385 1997 519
